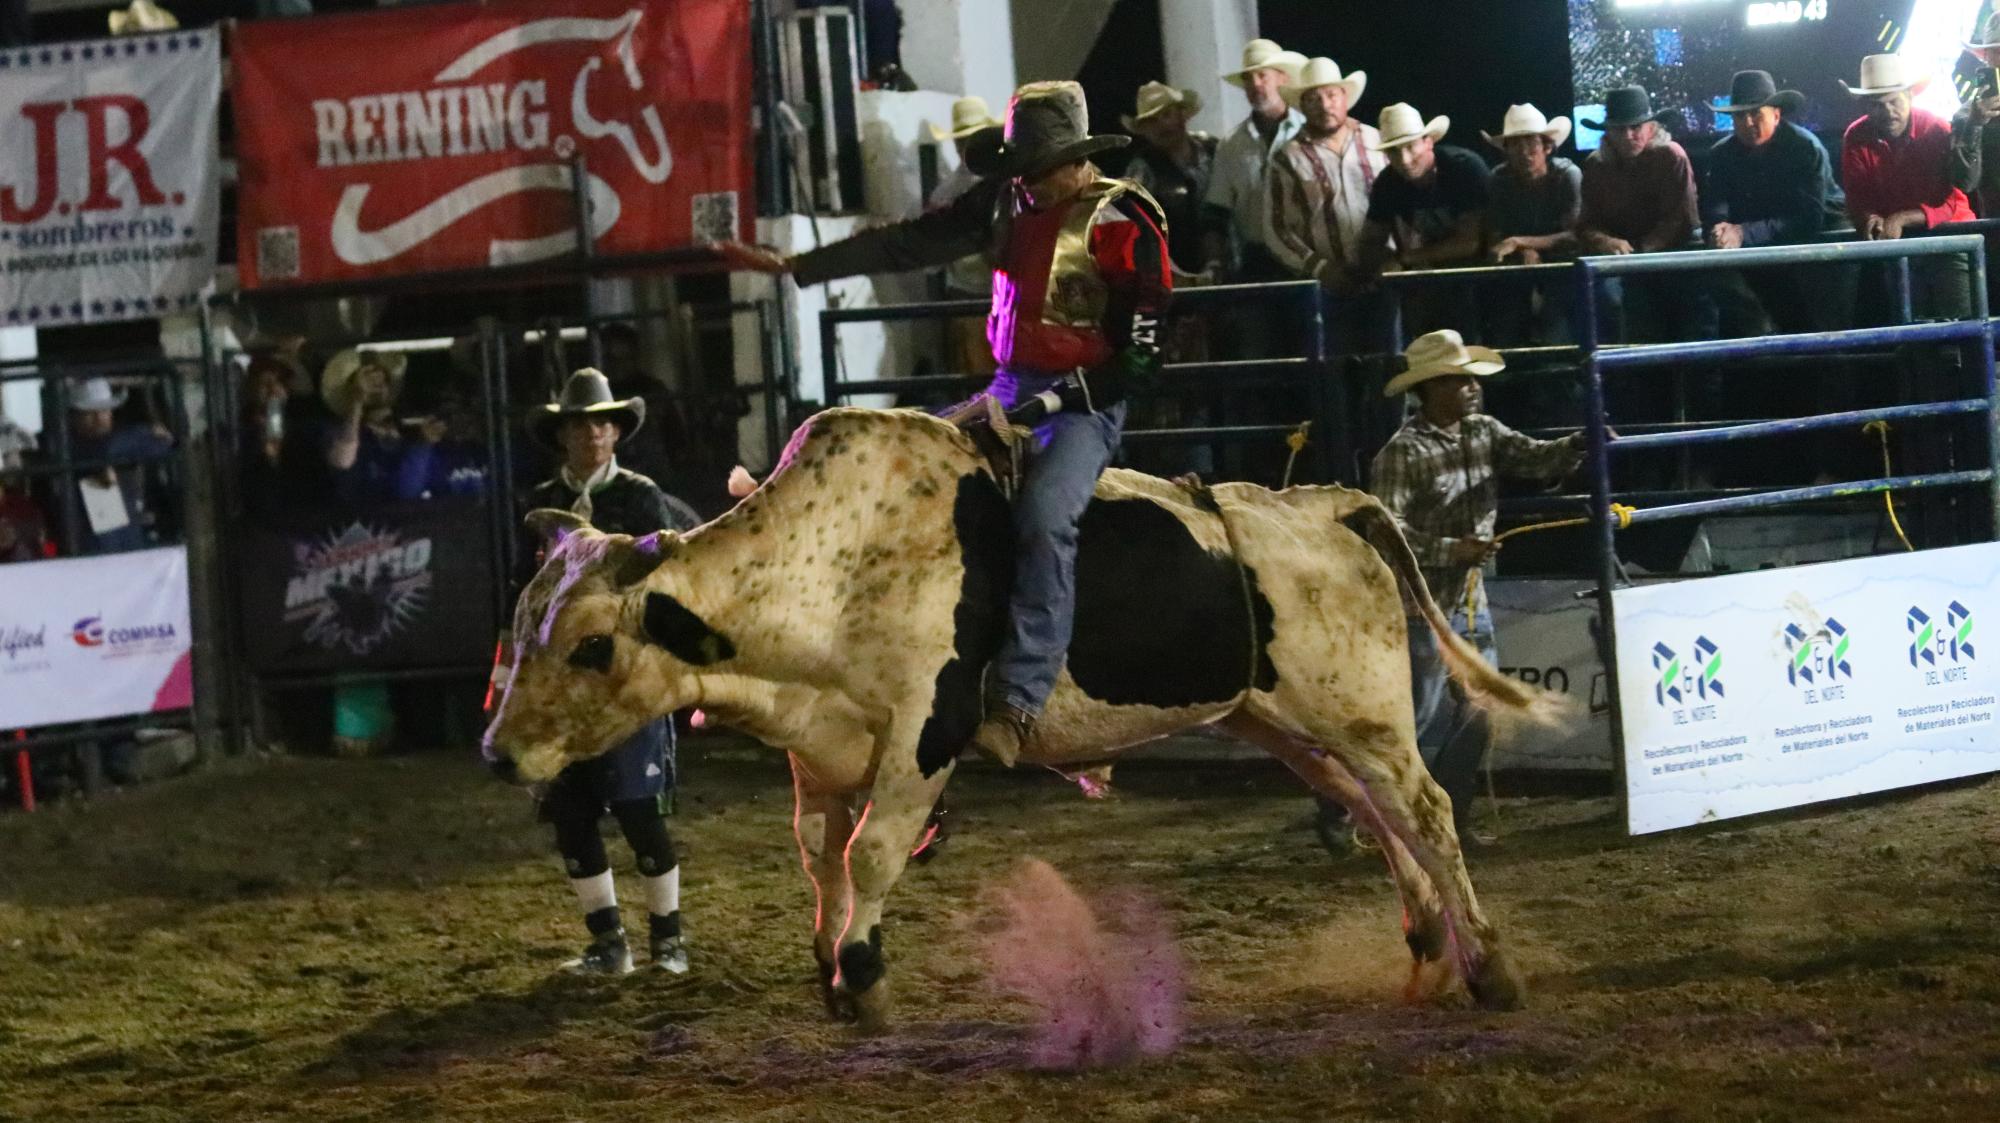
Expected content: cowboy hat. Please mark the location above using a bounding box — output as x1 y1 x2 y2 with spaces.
531 368 646 448
320 348 408 416
1370 103 1449 150
1842 53 1923 97
1712 70 1805 115
68 378 127 413
1966 12 2000 52
108 0 177 34
1481 103 1572 149
1282 57 1367 108
928 95 1002 142
1579 86 1673 130
1383 330 1506 398
991 81 1129 179
1222 38 1306 87
1121 81 1203 132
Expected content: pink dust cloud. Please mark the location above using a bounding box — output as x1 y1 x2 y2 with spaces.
979 858 1185 1070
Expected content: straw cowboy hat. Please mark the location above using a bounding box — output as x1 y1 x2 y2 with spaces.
1481 103 1571 149
68 378 127 413
320 348 408 416
1282 57 1367 108
1221 38 1306 87
531 368 646 449
1711 70 1805 115
108 0 177 34
1121 81 1203 132
1579 85 1672 130
928 95 1002 142
1383 329 1505 398
1966 12 2000 52
991 81 1128 179
1370 103 1450 150
1842 53 1924 97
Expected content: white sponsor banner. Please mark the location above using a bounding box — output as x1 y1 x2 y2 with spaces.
0 547 192 728
1613 542 2000 834
0 31 220 327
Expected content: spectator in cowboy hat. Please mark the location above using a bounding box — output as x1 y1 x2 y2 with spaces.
1353 329 1584 851
1478 104 1582 349
1265 57 1383 300
1123 81 1220 274
1359 103 1490 276
1702 70 1852 334
502 366 702 976
1574 85 1711 343
1840 53 1976 318
1204 38 1305 280
1952 13 2000 216
320 347 421 505
57 377 172 555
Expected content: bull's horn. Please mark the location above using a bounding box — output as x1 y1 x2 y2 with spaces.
614 530 679 586
525 508 590 546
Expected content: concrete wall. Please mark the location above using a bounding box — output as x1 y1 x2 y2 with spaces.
901 0 1018 113
1159 0 1258 139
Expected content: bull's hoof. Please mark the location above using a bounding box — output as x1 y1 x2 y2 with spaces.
836 928 889 1031
850 977 893 1034
1402 913 1448 964
1465 947 1529 1011
815 952 851 1022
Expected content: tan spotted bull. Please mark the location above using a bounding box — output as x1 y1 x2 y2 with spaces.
483 406 1555 1029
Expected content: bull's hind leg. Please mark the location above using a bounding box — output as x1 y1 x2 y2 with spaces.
1327 719 1526 1010
1222 714 1453 988
790 757 855 1020
835 747 956 1031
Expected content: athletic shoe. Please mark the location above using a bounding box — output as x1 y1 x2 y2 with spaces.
563 931 635 976
651 934 690 975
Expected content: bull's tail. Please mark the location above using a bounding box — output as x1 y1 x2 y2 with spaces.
1344 499 1565 728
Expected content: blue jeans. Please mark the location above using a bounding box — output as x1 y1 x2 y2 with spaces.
986 369 1127 714
1407 605 1497 827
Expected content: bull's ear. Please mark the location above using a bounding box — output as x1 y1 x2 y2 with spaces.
613 531 679 587
526 508 590 548
642 592 735 666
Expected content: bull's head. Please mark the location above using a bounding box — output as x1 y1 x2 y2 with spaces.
481 509 735 784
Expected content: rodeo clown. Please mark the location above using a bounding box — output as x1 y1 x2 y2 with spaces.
723 80 1171 765
503 368 704 975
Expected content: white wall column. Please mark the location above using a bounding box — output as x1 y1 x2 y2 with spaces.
1160 0 1258 139
900 0 1017 113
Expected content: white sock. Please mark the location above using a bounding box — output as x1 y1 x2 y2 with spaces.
644 865 680 919
568 869 617 917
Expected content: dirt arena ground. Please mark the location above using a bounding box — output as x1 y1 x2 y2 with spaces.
4 738 2000 1123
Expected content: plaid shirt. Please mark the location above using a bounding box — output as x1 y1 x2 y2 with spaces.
1370 414 1584 615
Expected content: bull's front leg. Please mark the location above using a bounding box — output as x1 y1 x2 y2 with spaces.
834 741 956 1032
790 756 854 1021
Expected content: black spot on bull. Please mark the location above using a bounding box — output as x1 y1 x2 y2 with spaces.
915 473 1014 778
916 485 1280 774
1069 498 1278 706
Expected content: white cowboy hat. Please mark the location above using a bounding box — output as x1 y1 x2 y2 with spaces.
1481 103 1571 150
1370 103 1450 150
1121 81 1204 132
1842 53 1924 97
928 95 1002 142
68 378 128 412
1383 330 1505 398
1222 38 1306 87
1282 57 1367 107
320 348 409 416
1966 12 2000 52
107 0 177 34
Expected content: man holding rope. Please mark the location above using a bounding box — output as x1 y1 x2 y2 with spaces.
1346 330 1586 850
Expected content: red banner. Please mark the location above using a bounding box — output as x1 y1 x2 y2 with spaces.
232 0 749 288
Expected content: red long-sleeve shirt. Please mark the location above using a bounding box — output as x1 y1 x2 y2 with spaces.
1841 109 1976 229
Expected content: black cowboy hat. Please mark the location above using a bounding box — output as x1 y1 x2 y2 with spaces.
991 81 1129 179
531 367 645 448
1713 70 1805 115
1580 85 1674 130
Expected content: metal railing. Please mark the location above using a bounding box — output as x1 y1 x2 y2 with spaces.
817 279 1342 481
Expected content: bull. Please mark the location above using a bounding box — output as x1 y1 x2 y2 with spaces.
483 406 1553 1028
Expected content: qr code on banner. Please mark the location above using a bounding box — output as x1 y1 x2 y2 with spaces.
692 192 739 244
257 226 300 281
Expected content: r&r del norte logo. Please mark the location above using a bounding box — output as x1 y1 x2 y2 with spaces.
1908 602 1974 667
1652 637 1723 708
1784 617 1852 686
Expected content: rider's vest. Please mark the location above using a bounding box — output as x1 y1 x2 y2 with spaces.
986 178 1166 375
